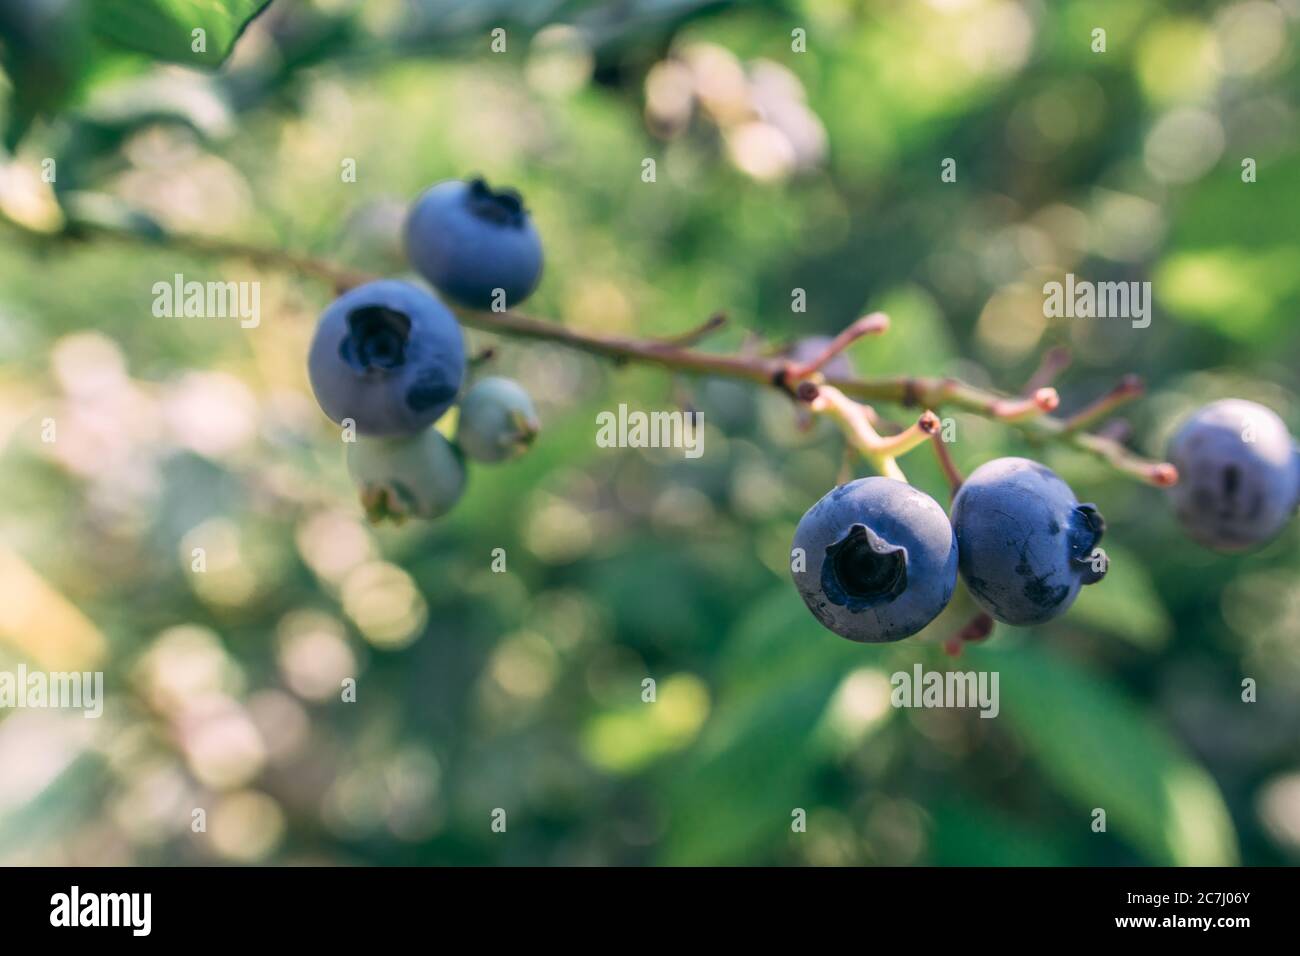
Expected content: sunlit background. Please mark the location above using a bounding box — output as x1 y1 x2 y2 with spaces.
0 0 1298 865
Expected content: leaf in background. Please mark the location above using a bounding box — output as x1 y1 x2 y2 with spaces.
854 283 957 378
0 0 95 148
927 799 1070 866
581 673 710 774
657 590 889 865
88 0 273 65
715 587 871 701
1155 155 1300 341
1067 543 1172 650
965 640 1238 866
657 670 841 865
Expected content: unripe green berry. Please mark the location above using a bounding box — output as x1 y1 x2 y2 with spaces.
455 376 540 463
346 429 466 524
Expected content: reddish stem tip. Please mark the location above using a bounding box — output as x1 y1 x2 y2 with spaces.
1149 463 1179 487
853 312 890 336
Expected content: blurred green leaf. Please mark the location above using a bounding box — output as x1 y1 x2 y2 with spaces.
657 669 839 865
581 673 710 774
89 0 271 65
657 590 886 865
928 799 1070 866
714 588 866 702
1157 156 1300 342
966 641 1238 866
0 0 95 148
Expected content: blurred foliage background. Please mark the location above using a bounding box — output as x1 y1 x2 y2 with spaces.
0 0 1297 866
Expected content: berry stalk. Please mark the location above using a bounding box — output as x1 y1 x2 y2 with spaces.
4 211 1179 487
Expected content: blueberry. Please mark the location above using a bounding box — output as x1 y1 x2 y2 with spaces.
786 335 854 380
347 430 466 523
405 177 543 310
791 477 958 642
308 279 465 436
456 376 540 463
1166 398 1299 552
951 457 1106 626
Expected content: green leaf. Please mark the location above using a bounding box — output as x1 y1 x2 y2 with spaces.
0 1 95 149
657 669 842 865
965 641 1238 866
1156 155 1300 340
89 0 273 65
657 590 889 865
581 673 711 775
714 588 866 703
927 799 1070 866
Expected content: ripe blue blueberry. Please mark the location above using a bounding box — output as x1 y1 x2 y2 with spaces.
951 457 1106 627
308 279 465 437
1166 399 1299 552
791 477 958 643
405 178 544 310
456 376 540 463
347 429 466 523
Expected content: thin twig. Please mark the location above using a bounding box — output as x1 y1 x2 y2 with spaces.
1063 375 1145 434
990 387 1060 422
1023 346 1072 396
929 431 964 499
657 311 728 347
6 213 1180 487
783 312 889 379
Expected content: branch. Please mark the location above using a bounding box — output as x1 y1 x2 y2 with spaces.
1022 346 1072 395
990 387 1060 423
804 383 939 482
657 311 728 347
781 312 889 379
1063 375 1144 434
6 212 1178 487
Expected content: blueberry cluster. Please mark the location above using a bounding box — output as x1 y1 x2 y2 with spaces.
792 395 1299 643
307 178 544 523
792 459 1105 642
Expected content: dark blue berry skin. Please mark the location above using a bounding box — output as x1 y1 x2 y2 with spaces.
951 457 1106 627
1166 399 1300 552
405 178 543 310
308 279 465 437
791 477 958 642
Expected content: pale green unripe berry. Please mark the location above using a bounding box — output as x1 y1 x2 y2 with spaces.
346 429 466 523
455 376 540 463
